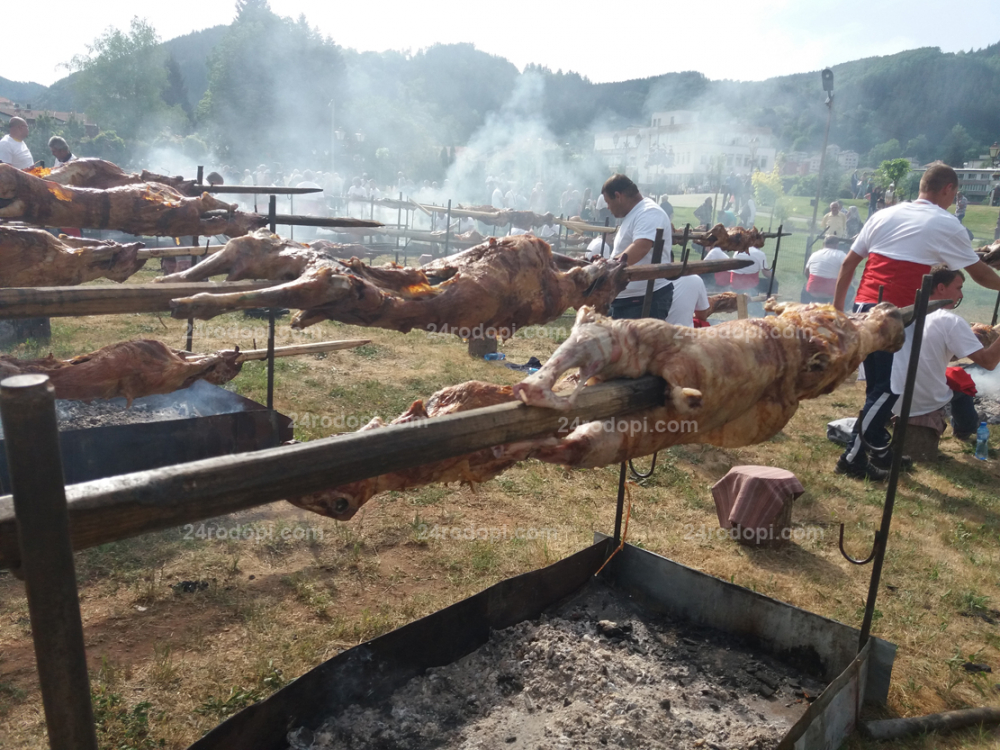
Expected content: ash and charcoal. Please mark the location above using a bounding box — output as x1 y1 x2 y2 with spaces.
289 580 826 750
974 395 1000 425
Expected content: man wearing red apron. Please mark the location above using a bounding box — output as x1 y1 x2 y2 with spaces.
833 163 1000 480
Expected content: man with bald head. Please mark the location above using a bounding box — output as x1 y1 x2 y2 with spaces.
0 117 33 169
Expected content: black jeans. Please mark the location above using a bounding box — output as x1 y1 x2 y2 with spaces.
842 302 897 465
611 284 674 320
951 391 980 437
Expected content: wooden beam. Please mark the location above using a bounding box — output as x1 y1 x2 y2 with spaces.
736 293 749 319
0 376 665 570
235 339 371 362
0 282 278 319
137 245 226 259
625 258 753 282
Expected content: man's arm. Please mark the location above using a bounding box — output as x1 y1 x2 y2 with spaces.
833 251 864 312
967 335 1000 371
620 238 655 266
964 260 1000 292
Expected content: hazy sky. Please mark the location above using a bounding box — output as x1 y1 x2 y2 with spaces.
7 1 1000 88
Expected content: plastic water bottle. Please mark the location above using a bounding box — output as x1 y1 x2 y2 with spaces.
484 352 505 361
976 422 990 461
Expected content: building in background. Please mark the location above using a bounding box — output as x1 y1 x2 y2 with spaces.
0 98 98 137
593 110 776 193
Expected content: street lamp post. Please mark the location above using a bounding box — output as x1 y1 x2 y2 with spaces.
807 69 835 269
990 142 999 167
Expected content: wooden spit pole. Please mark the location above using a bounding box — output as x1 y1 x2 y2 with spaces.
234 339 370 363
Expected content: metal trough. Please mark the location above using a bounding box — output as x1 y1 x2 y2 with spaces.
188 536 895 750
0 380 292 488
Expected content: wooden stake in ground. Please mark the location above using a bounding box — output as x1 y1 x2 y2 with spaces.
236 339 370 362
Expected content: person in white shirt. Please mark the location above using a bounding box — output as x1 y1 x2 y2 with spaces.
890 264 1000 444
585 231 615 260
739 196 757 228
702 246 731 291
602 173 673 319
665 275 710 327
47 136 75 168
802 235 847 302
0 117 33 169
491 183 505 209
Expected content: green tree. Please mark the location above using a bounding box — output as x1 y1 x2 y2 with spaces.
939 124 974 167
867 139 901 166
874 158 913 198
905 134 930 163
68 17 169 143
198 5 343 167
162 55 193 123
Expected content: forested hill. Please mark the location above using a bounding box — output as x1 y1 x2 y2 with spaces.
2 25 998 168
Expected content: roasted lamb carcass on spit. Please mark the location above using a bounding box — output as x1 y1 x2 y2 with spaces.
972 323 1000 349
505 301 904 466
0 226 145 287
165 232 630 337
43 158 199 194
976 241 1000 269
155 229 368 283
0 340 243 406
0 164 265 238
705 291 739 316
692 224 766 254
286 301 905 521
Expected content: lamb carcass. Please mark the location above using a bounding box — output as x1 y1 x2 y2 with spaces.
0 340 243 405
972 323 1000 349
705 291 739 316
693 224 766 254
287 301 905 521
505 301 904 466
0 164 264 237
155 229 367 283
976 241 1000 269
166 233 630 337
0 226 145 287
44 158 199 194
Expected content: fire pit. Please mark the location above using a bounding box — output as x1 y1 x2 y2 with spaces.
0 380 291 488
188 539 895 750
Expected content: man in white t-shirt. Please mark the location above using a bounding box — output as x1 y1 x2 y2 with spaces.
665 275 710 327
0 117 33 169
602 173 673 319
802 235 846 303
890 264 1000 445
702 246 731 291
834 163 1000 480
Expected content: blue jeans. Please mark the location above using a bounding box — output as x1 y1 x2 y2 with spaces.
842 302 897 465
611 284 673 320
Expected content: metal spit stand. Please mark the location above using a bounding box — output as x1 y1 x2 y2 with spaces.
838 274 935 651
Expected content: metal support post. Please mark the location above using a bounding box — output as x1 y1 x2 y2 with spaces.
444 199 452 256
766 224 783 299
639 228 666 319
266 309 276 411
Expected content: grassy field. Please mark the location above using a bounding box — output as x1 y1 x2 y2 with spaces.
3 236 1000 749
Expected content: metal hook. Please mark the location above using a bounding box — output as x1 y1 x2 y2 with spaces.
839 524 879 565
628 451 658 480
853 407 895 454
